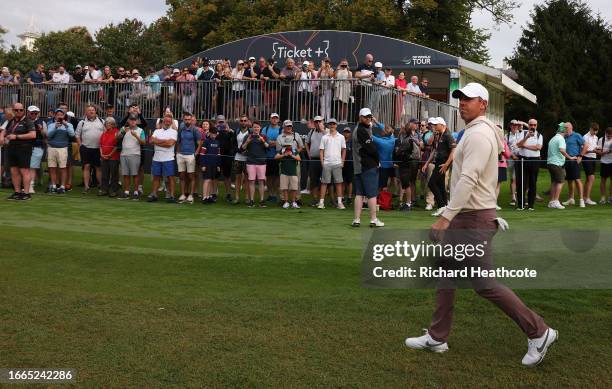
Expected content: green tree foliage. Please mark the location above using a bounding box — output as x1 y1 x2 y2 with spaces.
507 0 612 136
165 0 518 64
33 27 97 68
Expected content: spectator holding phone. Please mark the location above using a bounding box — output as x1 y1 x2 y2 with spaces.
46 108 75 194
241 120 269 208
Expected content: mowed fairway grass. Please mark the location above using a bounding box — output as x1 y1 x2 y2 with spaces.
1 171 611 388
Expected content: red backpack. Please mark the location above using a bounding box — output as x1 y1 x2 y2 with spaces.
377 190 393 210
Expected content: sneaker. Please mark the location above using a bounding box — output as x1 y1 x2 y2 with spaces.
231 183 236 189
369 219 385 228
291 201 300 209
399 203 409 212
432 207 446 217
132 192 140 201
146 194 158 202
425 204 433 211
82 187 90 194
211 193 218 202
187 195 194 204
351 219 361 227
516 207 525 211
282 201 290 209
509 200 516 206
296 199 303 207
579 199 585 208
337 201 346 210
535 194 544 202
405 329 449 353
550 201 565 210
226 194 232 203
247 200 255 208
521 328 558 367
232 199 240 205
138 185 143 194
166 197 177 203
310 200 318 208
495 205 502 211
20 193 32 201
178 194 187 203
48 186 56 194
300 189 311 195
98 190 108 196
259 201 267 208
317 202 325 209
584 199 597 205
118 192 129 200
599 198 607 205
57 187 66 195
527 207 535 211
562 198 575 206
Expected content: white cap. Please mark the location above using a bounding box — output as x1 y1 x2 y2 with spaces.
452 82 489 101
359 108 372 117
434 117 447 126
237 60 244 65
283 119 293 127
374 62 383 68
303 61 310 66
270 113 279 118
66 111 75 117
248 56 256 61
313 115 323 121
172 68 180 74
27 105 40 112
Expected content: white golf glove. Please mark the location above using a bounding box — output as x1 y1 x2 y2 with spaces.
495 217 509 231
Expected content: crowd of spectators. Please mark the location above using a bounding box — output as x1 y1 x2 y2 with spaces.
0 54 432 127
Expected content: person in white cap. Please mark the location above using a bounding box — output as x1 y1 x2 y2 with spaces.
421 116 455 216
231 60 246 118
297 61 316 123
405 82 557 367
351 107 383 227
26 105 46 193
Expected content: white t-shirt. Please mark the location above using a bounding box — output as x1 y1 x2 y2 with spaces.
407 83 422 94
152 127 178 162
583 132 598 158
507 131 523 155
235 129 250 162
320 132 346 165
52 72 70 84
383 75 395 88
518 131 543 158
599 137 612 164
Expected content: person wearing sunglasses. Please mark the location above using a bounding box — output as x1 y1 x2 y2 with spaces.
26 106 46 193
4 102 36 201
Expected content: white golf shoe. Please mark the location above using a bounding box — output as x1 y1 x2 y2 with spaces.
405 329 449 353
522 328 558 367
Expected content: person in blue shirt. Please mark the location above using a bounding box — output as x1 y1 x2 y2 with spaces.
177 113 202 203
372 121 396 190
145 68 161 95
200 127 221 203
562 122 585 207
261 113 282 202
46 108 75 194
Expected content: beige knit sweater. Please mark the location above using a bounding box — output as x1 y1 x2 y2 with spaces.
441 116 504 221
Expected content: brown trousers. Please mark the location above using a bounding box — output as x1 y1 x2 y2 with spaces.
428 209 548 342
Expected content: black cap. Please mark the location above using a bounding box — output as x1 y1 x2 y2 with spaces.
105 103 114 109
128 113 138 120
409 117 419 124
267 58 275 64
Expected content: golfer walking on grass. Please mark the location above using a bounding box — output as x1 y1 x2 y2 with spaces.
405 83 557 367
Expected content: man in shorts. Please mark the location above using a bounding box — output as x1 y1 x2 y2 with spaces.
3 103 36 200
547 123 572 209
117 114 146 200
176 112 202 204
318 118 346 209
46 108 75 194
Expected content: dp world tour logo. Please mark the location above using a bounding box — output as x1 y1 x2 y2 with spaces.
272 40 330 60
403 55 432 66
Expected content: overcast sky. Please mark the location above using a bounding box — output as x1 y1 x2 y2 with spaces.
2 0 611 68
